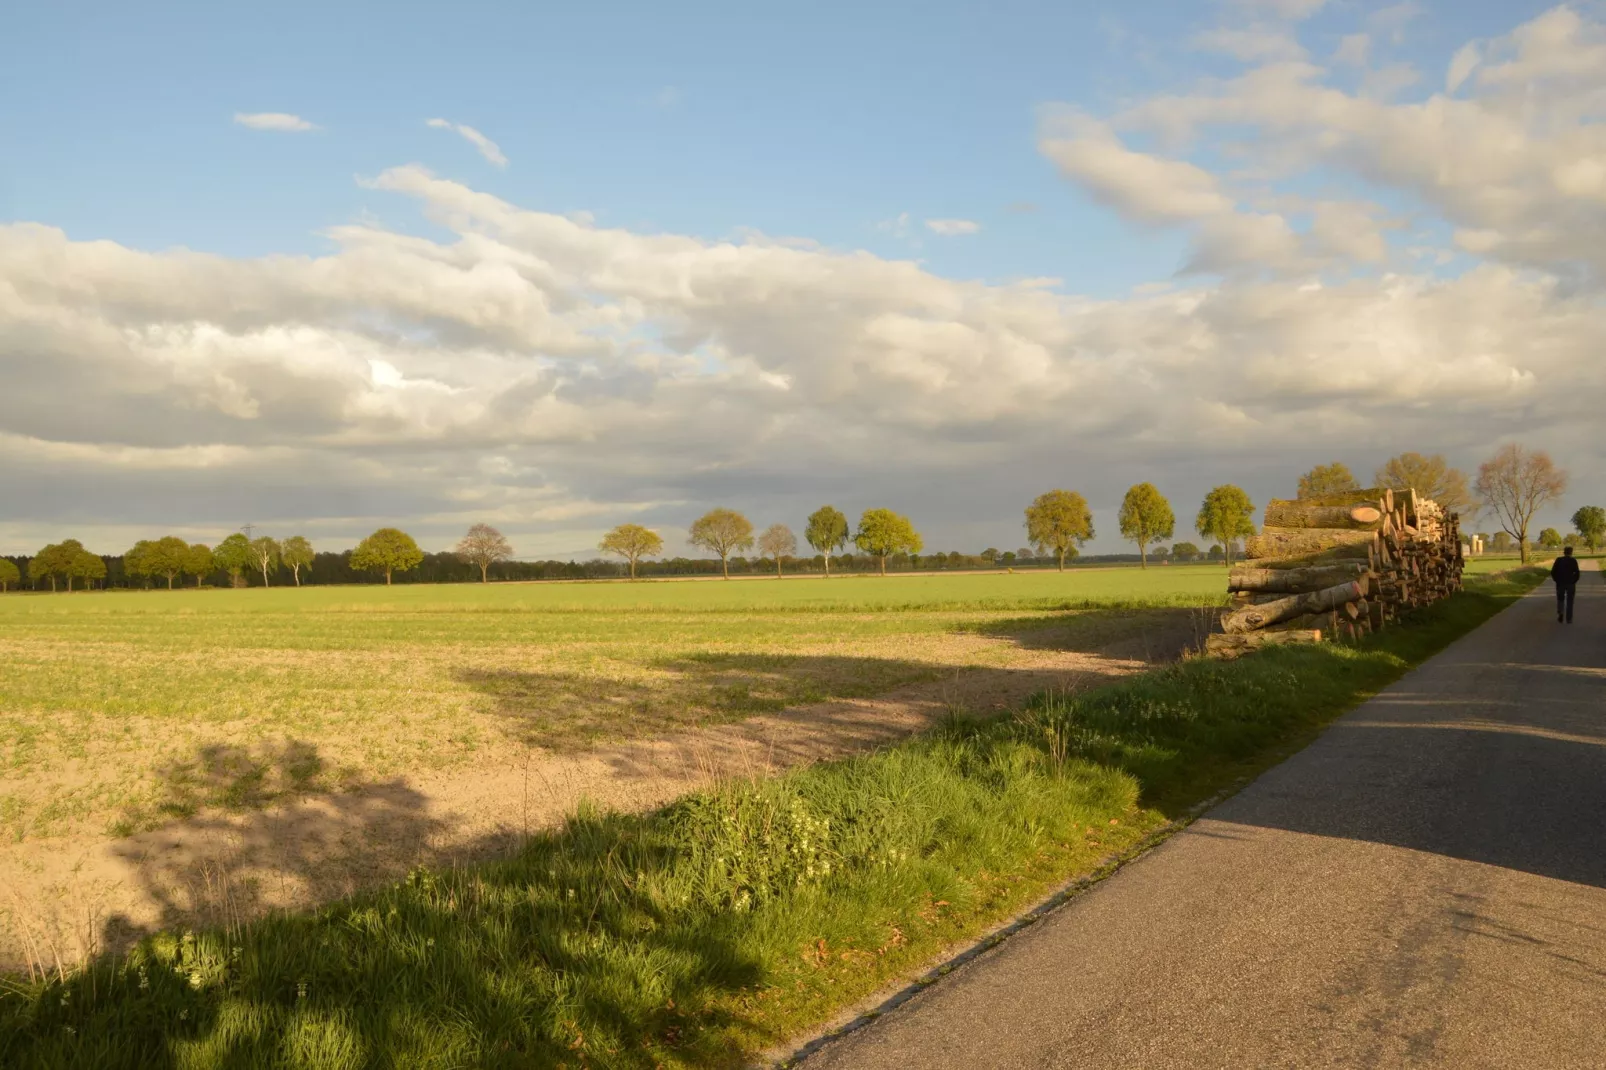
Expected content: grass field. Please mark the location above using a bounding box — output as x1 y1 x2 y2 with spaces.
0 569 1230 844
0 567 1548 1068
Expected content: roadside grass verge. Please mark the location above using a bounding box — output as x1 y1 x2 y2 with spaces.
0 568 1544 1069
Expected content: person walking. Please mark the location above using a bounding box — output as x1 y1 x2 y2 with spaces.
1551 545 1581 623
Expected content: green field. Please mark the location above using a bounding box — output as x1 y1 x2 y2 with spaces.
0 567 1548 1068
0 568 1230 843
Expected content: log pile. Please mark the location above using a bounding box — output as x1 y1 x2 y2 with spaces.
1205 487 1464 657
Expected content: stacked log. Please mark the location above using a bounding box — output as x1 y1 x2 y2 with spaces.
1205 487 1464 657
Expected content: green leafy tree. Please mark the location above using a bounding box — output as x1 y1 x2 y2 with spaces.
688 508 755 579
854 509 922 575
1376 452 1476 516
453 524 511 583
249 536 281 587
129 535 189 589
351 528 424 584
805 506 851 577
1024 490 1094 572
981 548 1000 564
213 533 254 587
1297 462 1360 499
70 548 106 590
599 523 664 579
1118 483 1175 569
0 558 19 592
32 540 99 592
1196 485 1256 567
281 536 315 586
1491 531 1515 553
184 543 214 587
1015 547 1034 562
757 524 798 578
123 540 156 587
1539 527 1563 549
1171 541 1201 562
1572 506 1605 552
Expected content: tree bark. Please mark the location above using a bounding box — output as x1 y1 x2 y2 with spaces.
1229 564 1367 594
1244 528 1375 561
824 552 831 578
1139 541 1147 569
1058 548 1065 572
1206 629 1323 658
775 557 783 578
879 554 887 576
1263 501 1384 530
721 554 730 579
480 562 488 583
385 569 392 585
1221 578 1368 634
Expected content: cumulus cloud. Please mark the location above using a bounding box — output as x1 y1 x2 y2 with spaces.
3 5 1603 554
234 112 317 132
925 218 981 236
426 118 508 167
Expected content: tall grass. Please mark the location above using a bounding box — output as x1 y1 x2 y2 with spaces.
0 568 1544 1069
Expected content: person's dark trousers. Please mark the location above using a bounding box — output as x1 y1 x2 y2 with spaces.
1557 582 1577 622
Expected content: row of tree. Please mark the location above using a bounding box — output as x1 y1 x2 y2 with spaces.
3 446 1589 592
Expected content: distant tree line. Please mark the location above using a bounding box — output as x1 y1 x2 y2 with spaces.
7 445 1585 591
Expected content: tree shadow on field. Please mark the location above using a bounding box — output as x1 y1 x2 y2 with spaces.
964 606 1205 662
58 764 767 1067
455 651 952 753
98 740 471 959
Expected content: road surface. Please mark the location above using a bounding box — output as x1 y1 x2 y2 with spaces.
803 565 1606 1069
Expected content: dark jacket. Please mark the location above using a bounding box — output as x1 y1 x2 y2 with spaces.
1552 556 1581 585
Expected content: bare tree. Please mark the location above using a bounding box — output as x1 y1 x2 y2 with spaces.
455 523 513 582
757 524 797 578
1474 444 1567 564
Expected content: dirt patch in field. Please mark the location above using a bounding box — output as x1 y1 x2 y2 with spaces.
0 612 1198 973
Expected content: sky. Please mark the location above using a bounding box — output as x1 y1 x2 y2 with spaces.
2 0 1603 559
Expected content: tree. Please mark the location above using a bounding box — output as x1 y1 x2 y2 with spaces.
981 548 1000 564
599 523 664 579
805 506 851 578
1297 462 1360 499
123 540 156 587
1491 531 1515 553
184 543 214 587
1572 506 1605 552
1024 490 1094 571
688 508 755 579
1172 542 1201 562
1539 527 1563 549
1015 547 1035 562
281 536 315 586
0 558 18 592
351 528 424 584
1376 452 1476 516
1196 486 1256 567
129 536 189 589
249 536 281 587
453 524 512 583
1118 483 1175 569
213 534 254 587
70 548 106 590
29 542 76 592
1474 444 1568 565
757 524 798 578
855 509 922 575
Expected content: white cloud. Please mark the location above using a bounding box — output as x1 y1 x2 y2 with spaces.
1229 0 1326 21
233 112 317 132
1446 42 1481 92
425 118 508 167
4 5 1605 552
1333 33 1370 67
1195 27 1307 63
1039 112 1234 223
925 218 981 236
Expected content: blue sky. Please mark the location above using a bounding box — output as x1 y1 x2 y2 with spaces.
2 1 1600 557
5 1 1547 288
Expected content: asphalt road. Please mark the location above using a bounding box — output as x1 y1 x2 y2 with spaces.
803 564 1606 1069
